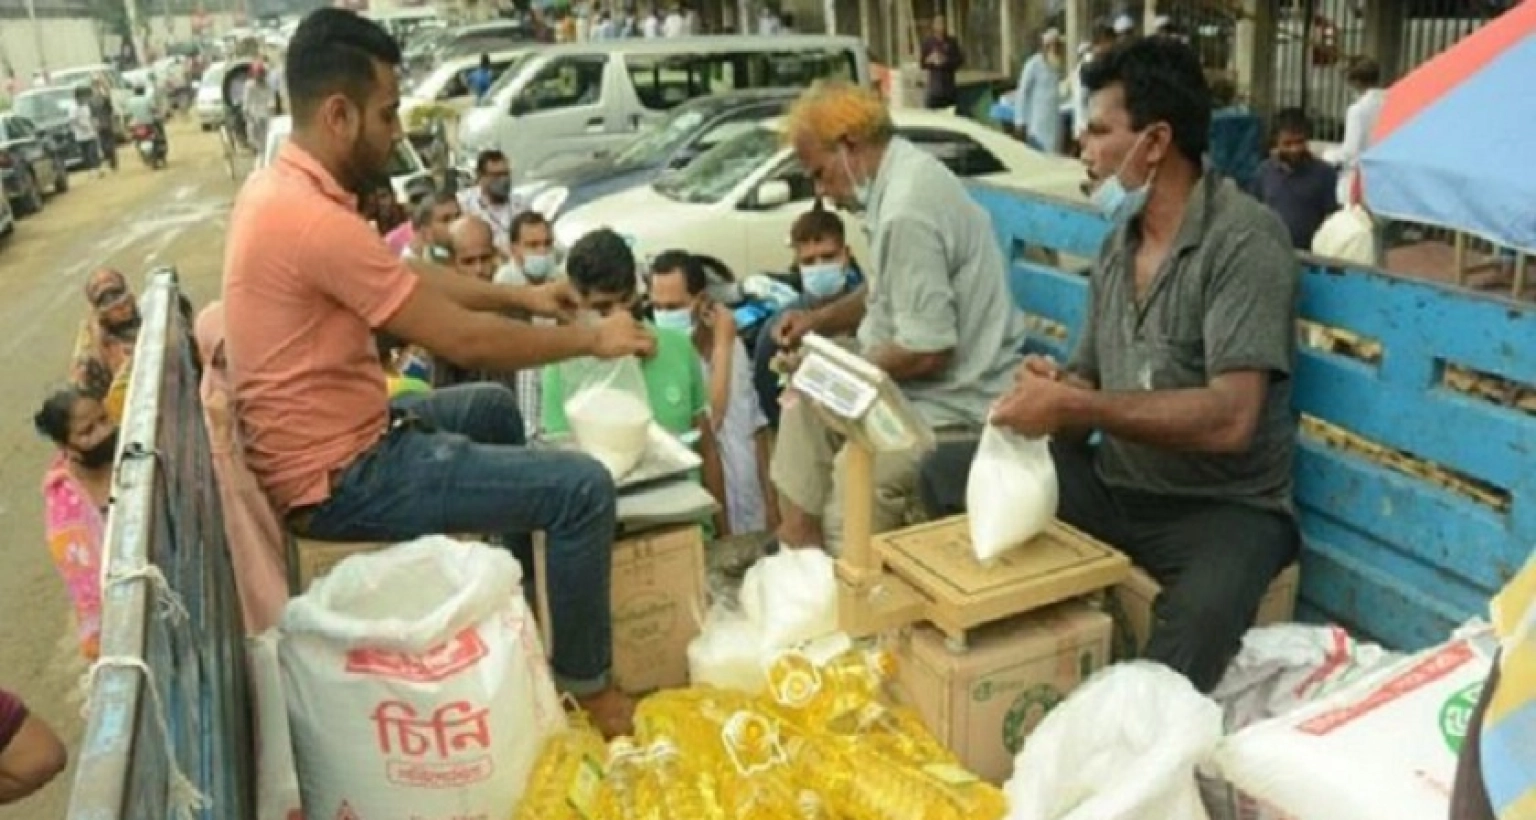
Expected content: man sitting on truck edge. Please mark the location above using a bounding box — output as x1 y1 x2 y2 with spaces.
222 8 654 737
773 81 1023 554
918 37 1300 694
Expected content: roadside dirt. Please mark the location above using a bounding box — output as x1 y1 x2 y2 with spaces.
0 118 237 820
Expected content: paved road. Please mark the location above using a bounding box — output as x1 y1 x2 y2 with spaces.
0 118 238 820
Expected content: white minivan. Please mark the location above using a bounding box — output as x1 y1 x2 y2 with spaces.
455 35 869 178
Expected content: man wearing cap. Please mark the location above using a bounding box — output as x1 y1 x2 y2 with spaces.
1113 13 1137 41
1013 29 1065 153
771 81 1023 553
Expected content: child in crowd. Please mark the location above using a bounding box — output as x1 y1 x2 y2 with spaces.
541 228 726 534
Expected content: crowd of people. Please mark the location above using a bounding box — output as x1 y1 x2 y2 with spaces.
533 1 801 42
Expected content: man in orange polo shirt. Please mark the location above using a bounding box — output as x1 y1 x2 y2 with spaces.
222 8 654 736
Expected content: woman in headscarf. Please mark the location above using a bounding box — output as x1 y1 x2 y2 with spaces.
70 268 140 423
35 386 116 659
195 301 290 634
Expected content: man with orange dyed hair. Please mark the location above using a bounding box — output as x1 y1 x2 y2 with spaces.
769 82 1022 553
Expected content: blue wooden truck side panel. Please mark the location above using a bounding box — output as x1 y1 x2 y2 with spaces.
970 183 1536 649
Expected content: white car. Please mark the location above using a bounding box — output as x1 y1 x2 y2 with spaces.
262 116 435 203
399 48 529 140
195 61 229 130
553 109 1087 278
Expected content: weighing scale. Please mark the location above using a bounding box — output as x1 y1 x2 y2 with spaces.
790 334 1131 651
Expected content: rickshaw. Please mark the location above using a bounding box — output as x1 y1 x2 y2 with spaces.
219 58 257 180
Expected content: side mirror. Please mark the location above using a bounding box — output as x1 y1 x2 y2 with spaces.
752 179 791 209
509 95 530 116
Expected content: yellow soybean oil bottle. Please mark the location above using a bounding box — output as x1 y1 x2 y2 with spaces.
510 719 608 820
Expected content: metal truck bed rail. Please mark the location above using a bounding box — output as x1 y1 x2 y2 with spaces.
67 269 252 820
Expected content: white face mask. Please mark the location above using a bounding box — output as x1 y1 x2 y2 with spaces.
1090 131 1156 225
839 146 871 212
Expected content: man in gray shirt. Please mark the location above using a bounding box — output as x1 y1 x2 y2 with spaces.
920 37 1299 693
773 81 1023 553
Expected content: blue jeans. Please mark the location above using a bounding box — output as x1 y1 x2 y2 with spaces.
299 382 617 695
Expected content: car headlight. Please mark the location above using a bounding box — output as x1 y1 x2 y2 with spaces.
530 186 568 220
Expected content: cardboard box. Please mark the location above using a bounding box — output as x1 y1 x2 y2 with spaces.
288 534 479 594
1112 563 1300 657
894 600 1112 784
288 537 389 594
608 525 707 695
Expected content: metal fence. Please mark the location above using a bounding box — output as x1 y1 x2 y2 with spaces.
67 269 252 820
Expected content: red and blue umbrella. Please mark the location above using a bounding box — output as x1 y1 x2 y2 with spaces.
1361 1 1536 254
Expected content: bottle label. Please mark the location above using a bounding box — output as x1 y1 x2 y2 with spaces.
566 755 604 819
721 711 787 776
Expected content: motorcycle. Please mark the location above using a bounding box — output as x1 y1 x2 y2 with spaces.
131 123 166 169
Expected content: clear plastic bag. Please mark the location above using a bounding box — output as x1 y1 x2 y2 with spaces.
561 355 653 479
966 424 1059 562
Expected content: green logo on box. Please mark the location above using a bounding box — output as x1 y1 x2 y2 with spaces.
1002 685 1063 754
1439 681 1484 754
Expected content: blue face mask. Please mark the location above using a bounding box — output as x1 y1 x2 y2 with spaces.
1091 132 1155 225
652 307 694 334
522 253 553 281
800 262 847 299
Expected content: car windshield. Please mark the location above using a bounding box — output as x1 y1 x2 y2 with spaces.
611 106 709 169
479 52 536 106
408 63 458 99
653 125 780 205
15 89 76 121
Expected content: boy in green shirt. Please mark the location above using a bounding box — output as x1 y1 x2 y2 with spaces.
542 229 727 533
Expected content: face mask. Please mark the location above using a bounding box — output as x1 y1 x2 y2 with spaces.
652 307 695 334
77 429 118 469
486 176 512 203
801 262 847 299
1091 132 1155 224
839 147 871 212
104 314 142 337
522 253 554 281
427 244 452 264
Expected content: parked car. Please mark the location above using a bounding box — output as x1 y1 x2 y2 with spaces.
0 113 68 215
457 35 870 180
0 193 16 239
554 109 1086 278
195 61 231 130
13 86 86 168
51 63 131 137
263 115 435 204
516 88 799 222
399 48 530 152
435 20 538 61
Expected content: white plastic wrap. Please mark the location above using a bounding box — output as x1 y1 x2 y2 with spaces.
738 549 839 650
1005 662 1222 820
562 355 653 479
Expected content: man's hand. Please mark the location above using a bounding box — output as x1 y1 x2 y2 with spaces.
518 280 579 321
770 348 804 378
1016 354 1062 383
991 369 1080 437
591 311 656 360
773 309 817 347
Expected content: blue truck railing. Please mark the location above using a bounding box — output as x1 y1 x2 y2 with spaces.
67 270 252 820
971 182 1536 650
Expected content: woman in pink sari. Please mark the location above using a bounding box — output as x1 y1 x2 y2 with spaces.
195 302 290 634
35 387 117 660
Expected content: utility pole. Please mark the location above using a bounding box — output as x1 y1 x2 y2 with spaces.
124 0 147 66
25 0 46 79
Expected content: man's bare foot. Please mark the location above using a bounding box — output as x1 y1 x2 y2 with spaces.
575 686 635 740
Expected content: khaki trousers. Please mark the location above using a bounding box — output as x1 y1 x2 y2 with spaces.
770 393 926 555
